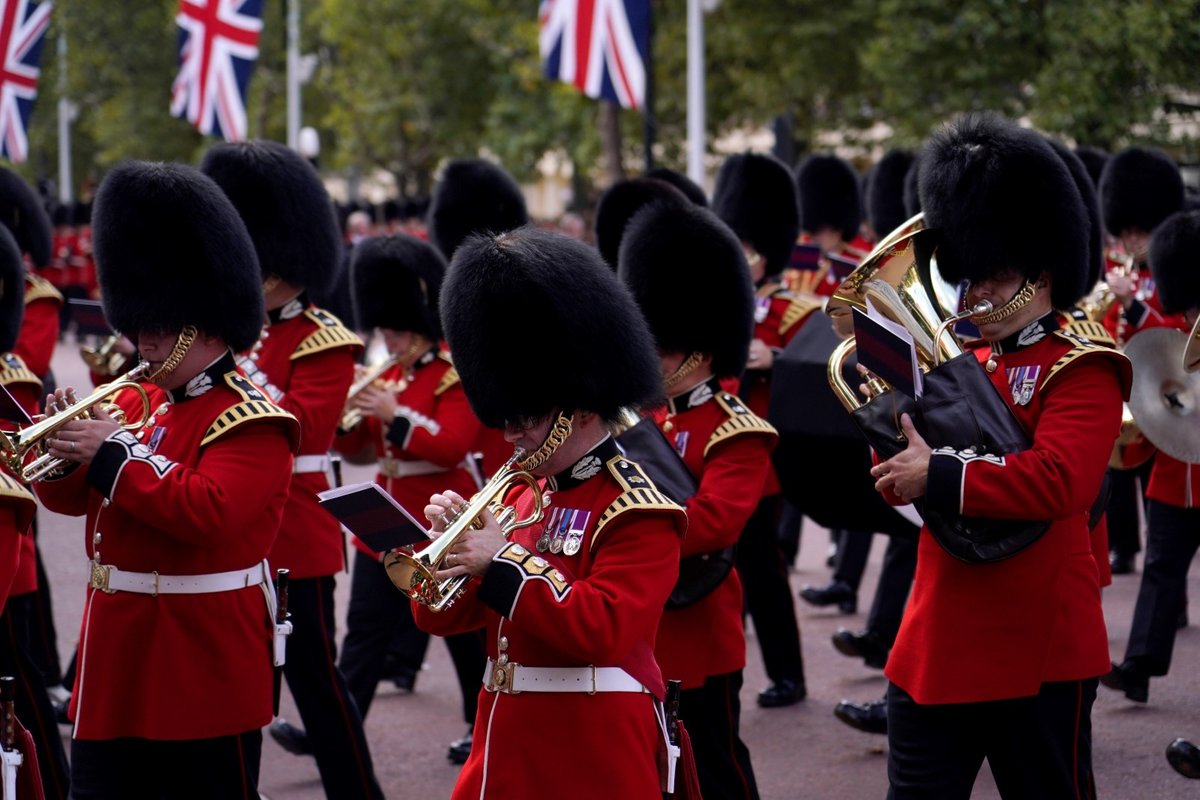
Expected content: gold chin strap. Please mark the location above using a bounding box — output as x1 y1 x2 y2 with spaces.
664 352 704 392
517 413 574 472
972 280 1038 326
262 274 282 295
145 326 198 383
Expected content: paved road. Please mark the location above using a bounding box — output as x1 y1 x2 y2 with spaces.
34 339 1200 799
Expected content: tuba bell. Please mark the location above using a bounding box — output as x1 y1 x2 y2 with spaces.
1123 327 1200 465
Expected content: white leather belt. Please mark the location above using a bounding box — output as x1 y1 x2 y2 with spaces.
294 454 332 474
483 658 648 695
88 560 268 596
379 457 446 479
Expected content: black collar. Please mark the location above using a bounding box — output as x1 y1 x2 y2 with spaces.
665 376 723 416
545 436 618 493
413 346 439 370
165 351 236 403
992 312 1060 355
267 293 310 325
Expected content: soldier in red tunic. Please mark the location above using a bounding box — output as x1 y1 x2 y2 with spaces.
35 162 300 799
200 139 384 799
621 200 775 799
415 228 684 800
871 113 1130 798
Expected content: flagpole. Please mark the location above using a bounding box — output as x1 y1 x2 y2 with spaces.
286 0 300 149
56 30 71 204
685 0 704 186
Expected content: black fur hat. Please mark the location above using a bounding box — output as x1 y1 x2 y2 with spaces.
1073 146 1109 191
351 234 446 338
619 201 753 379
866 149 915 240
711 152 799 276
1046 137 1105 295
903 153 923 218
594 178 689 268
645 167 708 206
0 226 24 352
1148 210 1200 314
442 227 661 428
427 159 528 260
0 167 50 267
200 140 342 295
93 161 264 352
795 153 862 242
1099 147 1184 237
919 113 1089 310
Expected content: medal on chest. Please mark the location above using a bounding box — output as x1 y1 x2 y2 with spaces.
754 296 771 324
1006 365 1040 407
535 507 591 556
673 430 690 458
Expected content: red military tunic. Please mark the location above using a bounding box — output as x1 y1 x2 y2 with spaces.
1 353 42 597
35 353 300 740
885 316 1131 704
15 274 62 379
335 347 481 559
0 471 35 614
651 378 777 689
239 299 362 578
414 437 685 800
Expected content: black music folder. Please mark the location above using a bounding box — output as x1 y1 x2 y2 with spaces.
318 482 431 553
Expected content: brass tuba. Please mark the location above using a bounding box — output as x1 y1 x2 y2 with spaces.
340 354 401 431
1124 327 1200 464
2 363 152 482
383 452 545 611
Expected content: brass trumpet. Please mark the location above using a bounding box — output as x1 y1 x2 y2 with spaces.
79 334 131 378
2 363 152 482
383 452 545 611
340 354 400 431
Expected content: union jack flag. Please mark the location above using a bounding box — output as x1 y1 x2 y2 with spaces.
0 0 52 164
170 0 263 142
538 0 649 111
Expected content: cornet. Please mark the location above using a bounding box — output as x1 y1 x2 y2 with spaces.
79 334 132 378
383 452 545 611
340 354 401 431
2 363 152 482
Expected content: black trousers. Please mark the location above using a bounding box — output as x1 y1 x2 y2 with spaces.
886 679 1097 800
282 575 384 799
70 731 261 800
832 529 874 590
340 549 483 724
1105 462 1152 559
25 524 65 687
865 535 918 646
736 495 804 686
776 499 803 567
680 671 759 800
0 598 70 799
1125 501 1200 675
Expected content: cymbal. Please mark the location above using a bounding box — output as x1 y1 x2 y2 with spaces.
1125 328 1200 463
1184 315 1200 373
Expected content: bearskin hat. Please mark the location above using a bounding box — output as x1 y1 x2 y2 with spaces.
0 226 24 352
645 167 708 206
427 159 528 260
0 167 50 268
866 149 915 240
594 178 690 268
1148 210 1200 315
93 161 264 352
711 153 799 276
1046 137 1106 294
442 227 660 428
351 235 446 339
200 140 342 295
71 201 92 227
903 153 923 218
1099 147 1184 237
1073 146 1109 191
619 201 753 380
795 153 862 242
919 113 1089 310
51 204 70 227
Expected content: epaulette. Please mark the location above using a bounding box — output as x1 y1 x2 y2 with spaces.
705 392 778 457
0 352 41 391
291 308 363 360
591 454 684 549
779 295 823 337
201 372 300 449
1062 319 1116 347
1043 330 1132 397
434 359 461 397
0 470 35 532
23 273 63 306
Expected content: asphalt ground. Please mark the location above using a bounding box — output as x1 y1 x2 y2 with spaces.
33 338 1200 799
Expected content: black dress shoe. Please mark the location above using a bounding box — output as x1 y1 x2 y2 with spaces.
756 679 807 708
1099 661 1149 703
1109 551 1135 575
269 718 313 757
834 698 887 735
799 580 857 614
1167 738 1200 779
448 728 473 765
831 627 889 669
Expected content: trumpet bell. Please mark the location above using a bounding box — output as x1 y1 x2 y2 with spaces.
1125 327 1200 463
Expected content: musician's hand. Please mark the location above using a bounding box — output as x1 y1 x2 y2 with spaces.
354 386 396 422
856 364 878 399
870 414 930 501
1106 270 1137 307
425 490 468 533
747 338 774 370
46 406 121 466
434 509 506 581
